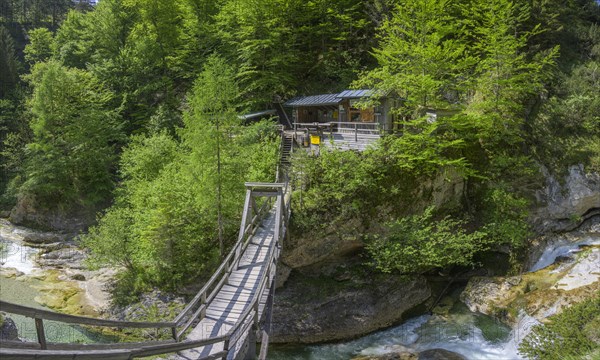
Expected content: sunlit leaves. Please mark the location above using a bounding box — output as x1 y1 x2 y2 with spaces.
22 61 123 207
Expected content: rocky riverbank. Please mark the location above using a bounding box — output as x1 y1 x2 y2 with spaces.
0 217 114 317
271 270 432 343
353 348 467 360
461 216 600 331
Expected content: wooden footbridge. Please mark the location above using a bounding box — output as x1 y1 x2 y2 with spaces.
0 180 291 360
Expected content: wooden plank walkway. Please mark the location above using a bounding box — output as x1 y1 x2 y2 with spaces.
1 182 287 360
177 207 278 360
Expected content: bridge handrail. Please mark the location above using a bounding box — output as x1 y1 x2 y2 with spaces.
1 175 291 359
224 188 286 353
0 301 176 329
173 194 271 331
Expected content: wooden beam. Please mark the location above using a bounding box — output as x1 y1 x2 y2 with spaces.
250 191 280 198
35 318 47 350
245 182 285 189
0 301 176 329
0 348 132 360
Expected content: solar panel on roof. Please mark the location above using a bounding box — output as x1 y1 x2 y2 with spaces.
336 89 374 99
284 94 341 107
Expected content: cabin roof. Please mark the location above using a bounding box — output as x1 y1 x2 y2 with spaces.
284 89 390 107
284 93 341 107
336 89 373 99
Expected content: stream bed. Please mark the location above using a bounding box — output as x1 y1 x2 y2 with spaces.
269 231 600 360
268 300 519 360
1 234 116 344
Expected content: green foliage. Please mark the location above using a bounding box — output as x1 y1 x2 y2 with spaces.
216 0 377 107
519 296 600 359
355 0 471 115
21 61 123 208
290 148 386 234
464 0 558 151
0 0 74 30
376 115 476 177
24 28 55 65
83 58 279 294
529 21 600 174
480 188 530 249
366 206 489 273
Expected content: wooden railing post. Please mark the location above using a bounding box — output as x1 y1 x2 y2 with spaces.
200 293 206 320
222 338 231 360
35 318 47 350
246 322 258 360
354 122 358 142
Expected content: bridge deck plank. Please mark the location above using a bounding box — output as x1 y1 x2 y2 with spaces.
178 208 278 360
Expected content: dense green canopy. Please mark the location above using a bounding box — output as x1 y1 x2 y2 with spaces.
0 0 599 299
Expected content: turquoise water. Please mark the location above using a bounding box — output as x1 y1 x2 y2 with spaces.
0 275 118 344
268 302 519 360
1 237 117 344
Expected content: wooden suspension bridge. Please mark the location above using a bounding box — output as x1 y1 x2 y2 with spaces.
0 138 292 360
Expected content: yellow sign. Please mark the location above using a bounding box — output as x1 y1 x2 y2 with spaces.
310 134 320 145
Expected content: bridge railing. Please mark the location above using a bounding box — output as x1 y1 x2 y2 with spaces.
172 191 272 340
1 178 290 359
229 182 289 360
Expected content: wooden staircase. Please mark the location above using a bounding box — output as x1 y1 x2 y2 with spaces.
280 133 293 167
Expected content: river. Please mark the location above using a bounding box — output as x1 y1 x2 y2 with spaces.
269 232 600 360
269 297 519 360
0 236 116 344
2 220 597 356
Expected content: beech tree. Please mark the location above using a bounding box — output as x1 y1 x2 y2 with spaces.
22 61 123 207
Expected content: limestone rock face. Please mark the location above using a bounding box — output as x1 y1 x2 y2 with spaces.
274 168 465 344
9 195 96 232
271 274 431 344
534 165 600 232
461 246 600 325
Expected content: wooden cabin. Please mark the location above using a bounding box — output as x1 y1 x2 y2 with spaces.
284 90 398 136
283 90 399 151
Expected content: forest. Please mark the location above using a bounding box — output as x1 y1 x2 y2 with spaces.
1 0 599 357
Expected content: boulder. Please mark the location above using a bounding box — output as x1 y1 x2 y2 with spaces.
352 348 466 360
353 352 418 360
109 289 186 323
22 232 63 245
10 194 96 232
461 246 600 325
418 349 467 360
36 247 86 270
271 272 431 343
0 314 19 341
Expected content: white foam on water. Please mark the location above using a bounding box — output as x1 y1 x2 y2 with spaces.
529 235 600 272
0 239 39 274
270 305 522 360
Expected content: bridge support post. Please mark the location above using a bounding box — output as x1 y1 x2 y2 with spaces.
35 318 47 350
245 325 258 360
